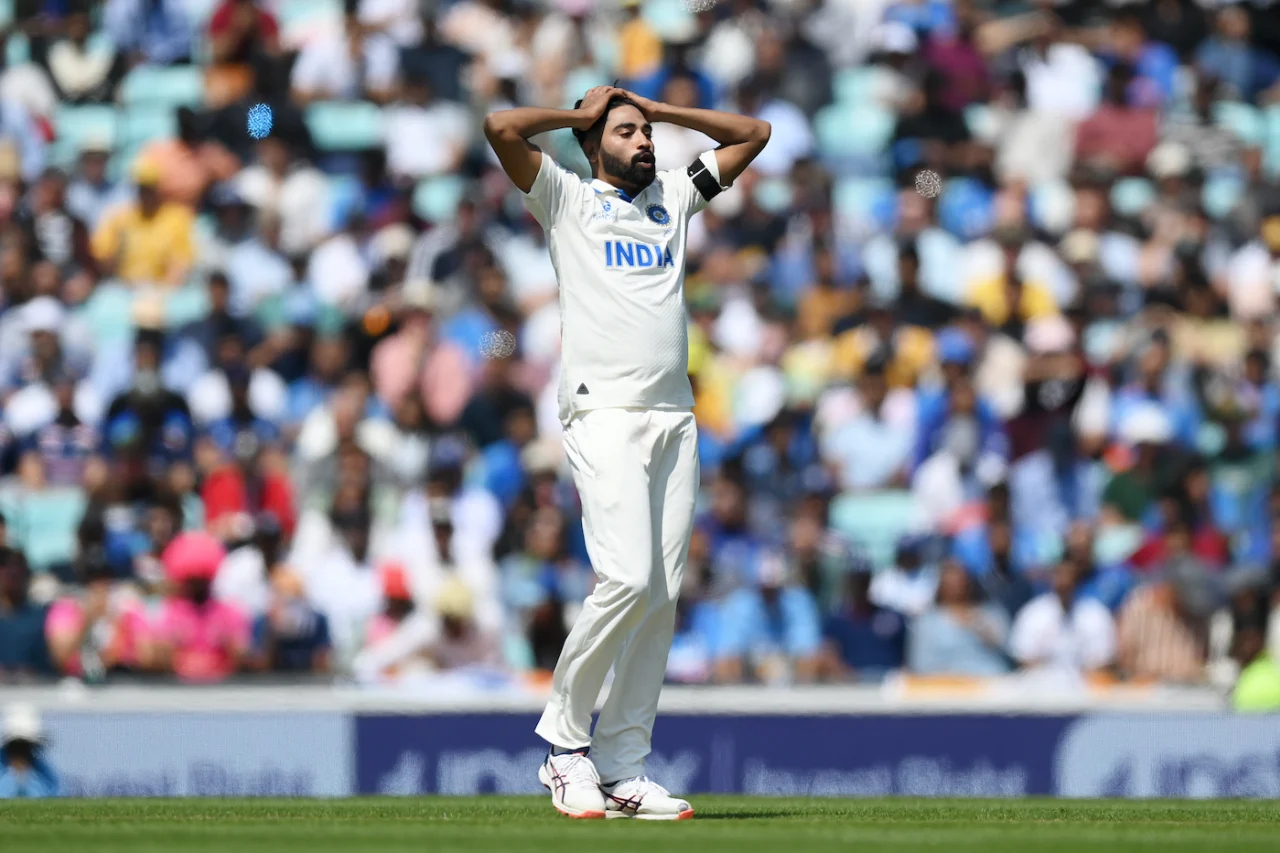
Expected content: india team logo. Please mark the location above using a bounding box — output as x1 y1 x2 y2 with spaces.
646 204 671 226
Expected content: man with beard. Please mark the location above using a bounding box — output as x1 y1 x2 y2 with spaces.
484 86 769 819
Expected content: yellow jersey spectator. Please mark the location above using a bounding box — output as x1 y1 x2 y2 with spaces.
618 0 662 81
90 159 195 288
966 229 1058 330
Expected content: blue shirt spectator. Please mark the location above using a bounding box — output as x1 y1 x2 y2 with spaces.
252 609 332 673
1195 7 1280 103
0 548 51 678
0 732 58 800
823 569 906 681
823 364 916 491
104 0 191 65
908 562 1011 676
713 549 822 683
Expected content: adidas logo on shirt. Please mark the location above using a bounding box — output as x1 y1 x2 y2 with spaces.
603 241 676 269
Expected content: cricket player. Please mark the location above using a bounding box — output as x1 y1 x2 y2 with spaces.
484 87 769 819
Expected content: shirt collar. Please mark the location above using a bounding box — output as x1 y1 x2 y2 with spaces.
590 179 634 204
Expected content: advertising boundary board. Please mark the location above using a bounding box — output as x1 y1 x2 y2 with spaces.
32 708 1280 799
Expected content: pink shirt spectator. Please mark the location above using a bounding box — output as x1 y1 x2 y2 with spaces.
45 596 149 676
365 614 397 647
370 328 474 425
154 598 250 682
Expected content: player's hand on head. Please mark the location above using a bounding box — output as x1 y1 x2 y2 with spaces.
578 86 621 123
619 90 660 119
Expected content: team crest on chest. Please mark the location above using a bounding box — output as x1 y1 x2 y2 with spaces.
646 204 671 226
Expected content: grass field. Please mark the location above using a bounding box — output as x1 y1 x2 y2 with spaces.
3 797 1278 853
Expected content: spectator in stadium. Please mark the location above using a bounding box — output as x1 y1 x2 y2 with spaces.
871 535 941 619
821 353 916 491
214 512 283 618
912 375 1007 530
148 531 249 683
290 9 399 104
18 369 97 492
1195 4 1280 103
233 135 331 257
1102 403 1178 525
104 0 192 67
1116 554 1218 684
47 11 118 105
2 296 89 400
890 68 971 176
713 548 823 685
383 73 472 181
966 228 1058 335
1230 591 1280 712
0 705 58 799
138 107 240 210
1009 558 1117 678
90 159 196 287
102 329 194 469
734 74 814 178
820 558 906 683
412 496 503 636
786 501 852 615
351 562 432 684
0 548 51 680
45 549 148 681
424 576 503 672
369 278 473 426
202 362 283 461
206 0 282 107
20 167 94 274
908 559 1011 677
290 483 383 666
1074 64 1159 175
500 505 592 670
1226 213 1280 323
65 138 123 232
1 449 86 581
218 208 293 318
248 567 332 675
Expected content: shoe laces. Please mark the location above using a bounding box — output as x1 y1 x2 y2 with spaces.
554 753 599 787
617 775 671 797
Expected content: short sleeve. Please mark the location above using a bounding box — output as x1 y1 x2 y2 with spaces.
668 150 724 219
522 153 580 230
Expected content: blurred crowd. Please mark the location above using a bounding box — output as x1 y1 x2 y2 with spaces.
2 0 1280 708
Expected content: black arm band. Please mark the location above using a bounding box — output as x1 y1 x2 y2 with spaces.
687 158 723 202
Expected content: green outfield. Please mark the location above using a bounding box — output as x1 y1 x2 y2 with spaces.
2 797 1277 853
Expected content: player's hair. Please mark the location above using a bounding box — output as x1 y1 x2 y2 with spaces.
571 93 643 158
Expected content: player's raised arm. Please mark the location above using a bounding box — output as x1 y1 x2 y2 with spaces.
483 87 622 193
621 91 771 186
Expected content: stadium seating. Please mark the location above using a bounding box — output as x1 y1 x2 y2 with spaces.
119 65 206 109
306 101 385 151
413 175 466 224
51 104 119 167
828 490 920 570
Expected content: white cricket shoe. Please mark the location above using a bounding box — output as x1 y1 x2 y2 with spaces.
538 752 606 819
601 776 694 820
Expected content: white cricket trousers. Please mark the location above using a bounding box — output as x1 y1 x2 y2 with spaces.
534 407 699 782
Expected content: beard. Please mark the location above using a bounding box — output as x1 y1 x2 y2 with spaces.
601 148 656 190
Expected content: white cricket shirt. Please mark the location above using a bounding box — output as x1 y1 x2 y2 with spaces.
522 151 719 423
